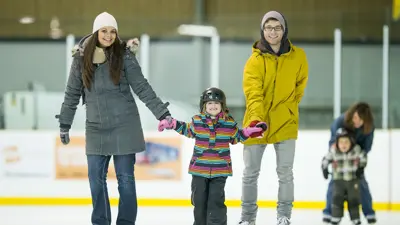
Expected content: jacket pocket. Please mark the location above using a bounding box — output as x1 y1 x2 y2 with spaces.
189 155 200 171
86 105 101 123
119 70 131 93
191 149 204 164
85 120 101 129
286 102 299 124
218 150 231 166
119 92 135 104
190 156 198 165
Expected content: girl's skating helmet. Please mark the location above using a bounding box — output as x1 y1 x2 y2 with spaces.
335 128 356 150
199 87 227 113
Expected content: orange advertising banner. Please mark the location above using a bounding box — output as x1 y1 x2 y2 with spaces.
55 135 183 180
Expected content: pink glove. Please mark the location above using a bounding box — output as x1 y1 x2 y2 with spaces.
242 127 263 137
158 118 177 132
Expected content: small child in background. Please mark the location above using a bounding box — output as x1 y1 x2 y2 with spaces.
158 87 267 225
321 128 367 225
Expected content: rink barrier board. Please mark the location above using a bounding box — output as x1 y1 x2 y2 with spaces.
0 197 399 211
1 130 400 210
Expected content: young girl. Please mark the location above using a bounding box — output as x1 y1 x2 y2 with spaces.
321 128 367 225
158 87 267 225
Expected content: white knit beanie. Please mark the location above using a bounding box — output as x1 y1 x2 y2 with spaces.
92 12 118 33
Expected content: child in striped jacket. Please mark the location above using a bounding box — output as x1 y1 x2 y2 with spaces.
158 87 267 225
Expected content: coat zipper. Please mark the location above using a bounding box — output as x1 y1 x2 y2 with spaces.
265 56 278 139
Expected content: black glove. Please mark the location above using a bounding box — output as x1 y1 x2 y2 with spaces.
256 122 268 131
60 127 70 145
57 115 71 145
356 167 364 179
158 111 171 121
322 168 329 180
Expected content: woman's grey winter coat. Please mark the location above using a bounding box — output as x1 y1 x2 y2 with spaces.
57 36 170 155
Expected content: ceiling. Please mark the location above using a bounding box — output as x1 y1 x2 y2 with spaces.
0 0 398 41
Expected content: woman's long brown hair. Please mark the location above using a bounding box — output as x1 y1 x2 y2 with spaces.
344 102 374 134
82 31 125 89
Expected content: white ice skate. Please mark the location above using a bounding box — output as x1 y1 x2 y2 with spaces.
277 216 291 225
238 221 255 225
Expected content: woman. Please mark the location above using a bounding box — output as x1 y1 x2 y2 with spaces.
56 12 172 225
322 102 376 224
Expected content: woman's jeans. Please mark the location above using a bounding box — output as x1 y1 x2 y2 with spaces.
87 154 137 225
323 176 376 222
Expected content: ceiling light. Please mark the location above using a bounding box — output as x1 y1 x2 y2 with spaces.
19 16 35 24
177 24 218 37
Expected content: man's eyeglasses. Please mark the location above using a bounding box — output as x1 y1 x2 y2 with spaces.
264 26 283 32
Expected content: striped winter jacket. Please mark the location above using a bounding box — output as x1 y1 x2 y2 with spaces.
174 112 249 178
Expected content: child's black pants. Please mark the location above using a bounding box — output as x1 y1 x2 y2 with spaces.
191 175 227 225
331 179 361 224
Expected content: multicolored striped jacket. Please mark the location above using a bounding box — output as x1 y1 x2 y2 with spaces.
321 145 367 181
174 112 249 178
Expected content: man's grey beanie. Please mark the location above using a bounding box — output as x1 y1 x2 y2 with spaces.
261 11 285 31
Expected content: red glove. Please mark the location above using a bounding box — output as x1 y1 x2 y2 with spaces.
249 120 259 127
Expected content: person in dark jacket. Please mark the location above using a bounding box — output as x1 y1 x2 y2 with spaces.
322 102 376 224
322 128 367 225
56 12 172 225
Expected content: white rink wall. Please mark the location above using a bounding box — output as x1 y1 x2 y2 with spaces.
0 130 398 208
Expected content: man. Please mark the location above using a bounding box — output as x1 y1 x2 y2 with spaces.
238 11 309 225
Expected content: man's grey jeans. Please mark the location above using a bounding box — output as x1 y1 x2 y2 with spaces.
240 139 296 222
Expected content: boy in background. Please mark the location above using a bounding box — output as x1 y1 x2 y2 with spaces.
322 128 367 225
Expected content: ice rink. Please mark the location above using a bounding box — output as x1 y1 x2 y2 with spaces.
1 206 399 225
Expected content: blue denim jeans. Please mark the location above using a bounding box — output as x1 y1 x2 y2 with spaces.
87 154 137 225
323 177 376 220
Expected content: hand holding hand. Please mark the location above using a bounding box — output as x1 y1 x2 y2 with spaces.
247 120 267 138
242 127 263 138
158 117 177 132
164 115 173 124
255 121 268 131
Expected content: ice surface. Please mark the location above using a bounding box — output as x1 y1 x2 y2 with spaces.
1 206 399 225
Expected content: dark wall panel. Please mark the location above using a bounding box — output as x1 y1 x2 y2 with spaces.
205 0 394 40
0 0 398 41
0 0 195 38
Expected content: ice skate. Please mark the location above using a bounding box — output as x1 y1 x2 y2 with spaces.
238 221 255 225
277 216 291 225
323 217 331 224
367 217 376 224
